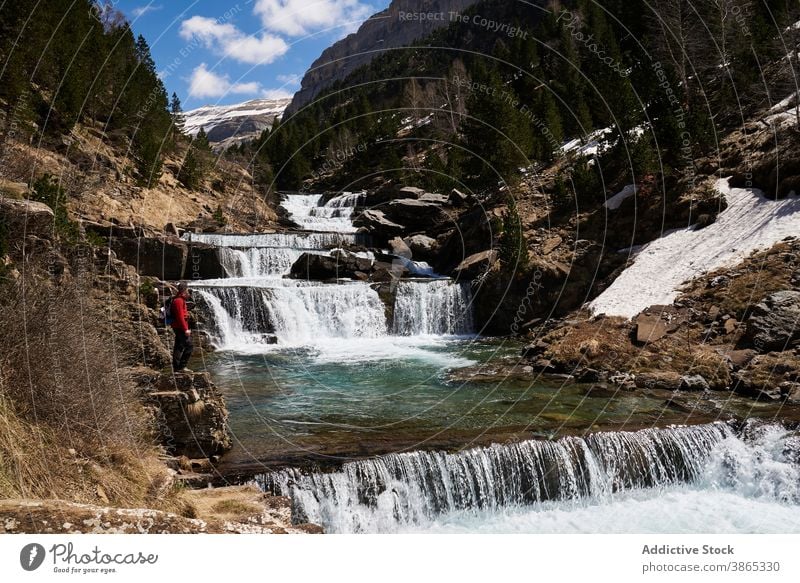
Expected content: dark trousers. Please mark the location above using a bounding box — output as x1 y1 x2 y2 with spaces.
172 329 193 370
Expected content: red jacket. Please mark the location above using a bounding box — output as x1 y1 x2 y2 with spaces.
170 295 190 332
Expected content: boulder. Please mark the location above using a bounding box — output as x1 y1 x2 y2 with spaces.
542 235 563 255
145 372 232 459
397 186 426 199
679 374 710 391
634 315 668 344
403 234 439 262
448 188 470 206
745 291 800 352
353 209 405 242
419 192 449 204
388 237 412 259
453 249 498 280
0 197 55 242
371 260 410 283
384 199 449 229
289 250 373 280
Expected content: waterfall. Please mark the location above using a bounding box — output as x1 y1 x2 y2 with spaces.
184 231 369 249
393 280 474 336
217 247 305 278
257 422 800 533
194 286 276 347
195 282 388 348
281 192 365 233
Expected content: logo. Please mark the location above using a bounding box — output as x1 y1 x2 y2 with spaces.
20 543 46 571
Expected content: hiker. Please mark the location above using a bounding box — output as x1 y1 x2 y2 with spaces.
169 282 193 372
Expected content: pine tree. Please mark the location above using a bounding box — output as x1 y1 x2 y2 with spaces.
499 195 529 270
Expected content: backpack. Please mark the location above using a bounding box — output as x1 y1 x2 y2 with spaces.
162 296 174 326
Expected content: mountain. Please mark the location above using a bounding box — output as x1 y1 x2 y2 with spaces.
284 0 481 116
182 98 291 150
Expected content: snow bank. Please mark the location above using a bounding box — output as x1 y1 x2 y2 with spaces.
605 184 636 210
588 178 800 318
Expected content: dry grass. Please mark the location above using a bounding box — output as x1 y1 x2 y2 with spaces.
542 317 731 388
0 278 185 512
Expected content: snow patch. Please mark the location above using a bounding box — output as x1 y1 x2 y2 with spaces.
588 178 800 318
605 184 636 210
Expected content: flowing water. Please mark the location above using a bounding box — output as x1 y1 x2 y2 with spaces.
259 421 800 533
186 192 800 534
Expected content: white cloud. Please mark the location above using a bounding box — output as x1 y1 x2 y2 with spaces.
277 73 301 86
132 4 163 18
262 88 294 99
188 64 262 99
254 0 373 37
180 16 289 65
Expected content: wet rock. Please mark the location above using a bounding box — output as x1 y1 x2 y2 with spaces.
185 242 225 280
109 235 188 280
453 249 497 280
635 371 683 391
144 372 232 459
289 250 373 280
608 372 637 391
371 260 410 283
679 374 710 391
745 291 800 352
0 197 55 242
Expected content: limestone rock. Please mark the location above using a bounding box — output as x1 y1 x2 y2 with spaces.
145 372 232 459
0 197 55 242
185 241 225 280
745 291 800 352
388 236 412 259
384 198 449 229
542 235 563 255
289 250 373 280
109 235 188 280
453 249 498 280
403 234 439 261
679 374 711 391
353 209 405 242
634 315 668 344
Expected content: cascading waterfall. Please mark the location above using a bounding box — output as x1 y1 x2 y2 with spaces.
183 231 367 249
257 422 800 533
217 247 305 278
195 282 388 348
392 280 474 336
281 192 365 233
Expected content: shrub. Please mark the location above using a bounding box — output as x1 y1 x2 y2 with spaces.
0 278 147 452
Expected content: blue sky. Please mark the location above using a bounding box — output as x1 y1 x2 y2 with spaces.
113 0 389 109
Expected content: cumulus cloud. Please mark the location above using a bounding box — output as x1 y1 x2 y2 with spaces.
188 64 262 99
180 16 289 65
254 0 373 37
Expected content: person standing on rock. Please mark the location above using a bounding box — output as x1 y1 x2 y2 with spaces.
170 282 193 372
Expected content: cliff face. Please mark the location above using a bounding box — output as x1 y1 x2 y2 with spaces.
285 0 481 115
